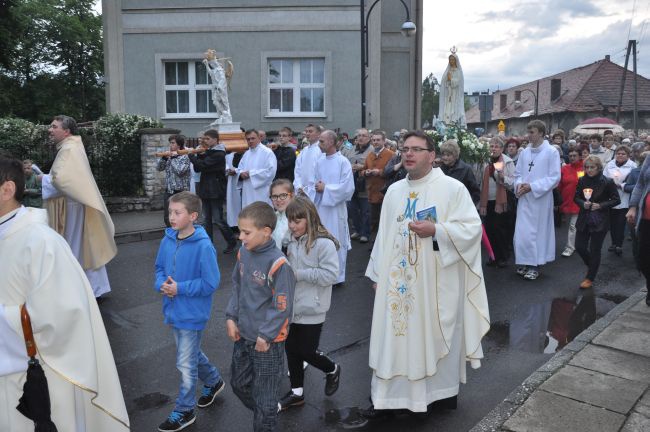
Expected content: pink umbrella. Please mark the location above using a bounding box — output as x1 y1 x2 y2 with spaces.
482 225 495 261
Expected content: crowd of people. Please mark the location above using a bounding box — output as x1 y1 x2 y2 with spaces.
1 114 649 432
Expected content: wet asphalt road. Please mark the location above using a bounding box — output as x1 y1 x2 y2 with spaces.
102 222 643 432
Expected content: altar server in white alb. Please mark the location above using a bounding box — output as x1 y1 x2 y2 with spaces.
0 156 129 432
40 115 116 297
237 129 277 207
313 130 355 285
225 151 242 228
513 120 561 281
364 130 490 417
293 124 323 200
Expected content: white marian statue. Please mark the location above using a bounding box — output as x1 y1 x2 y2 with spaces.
203 49 233 124
438 48 466 128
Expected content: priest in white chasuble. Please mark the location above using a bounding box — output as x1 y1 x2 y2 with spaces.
513 120 561 281
314 130 355 284
237 129 277 207
0 156 129 432
41 115 116 297
365 130 490 415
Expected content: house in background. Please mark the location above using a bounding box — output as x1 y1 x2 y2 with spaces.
102 0 423 138
466 56 650 136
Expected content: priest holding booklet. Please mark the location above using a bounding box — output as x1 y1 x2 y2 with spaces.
363 130 490 418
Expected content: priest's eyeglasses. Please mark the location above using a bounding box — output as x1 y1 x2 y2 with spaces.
402 146 430 154
270 193 291 201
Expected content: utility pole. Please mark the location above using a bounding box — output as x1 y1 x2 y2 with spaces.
616 39 638 133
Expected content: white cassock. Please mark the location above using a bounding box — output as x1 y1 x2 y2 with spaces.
237 144 277 207
41 175 111 297
314 152 355 283
513 141 561 266
226 152 242 227
293 142 323 201
366 168 490 412
0 207 129 431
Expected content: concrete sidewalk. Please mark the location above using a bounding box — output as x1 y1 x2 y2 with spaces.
472 289 650 432
112 210 166 244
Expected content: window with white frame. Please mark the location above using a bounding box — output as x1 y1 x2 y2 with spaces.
267 58 325 116
164 61 217 117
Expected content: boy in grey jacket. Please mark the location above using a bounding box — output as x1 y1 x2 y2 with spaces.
226 202 296 432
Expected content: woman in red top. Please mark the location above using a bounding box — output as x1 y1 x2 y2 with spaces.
559 148 584 257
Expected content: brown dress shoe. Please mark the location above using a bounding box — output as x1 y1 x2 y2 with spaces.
579 279 593 289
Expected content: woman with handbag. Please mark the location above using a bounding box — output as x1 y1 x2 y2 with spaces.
573 156 620 289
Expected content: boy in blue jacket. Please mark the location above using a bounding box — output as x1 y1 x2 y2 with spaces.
154 191 224 432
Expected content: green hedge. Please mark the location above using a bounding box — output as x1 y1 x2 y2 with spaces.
0 113 162 196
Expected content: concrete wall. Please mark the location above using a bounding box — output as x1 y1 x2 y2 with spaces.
104 0 422 137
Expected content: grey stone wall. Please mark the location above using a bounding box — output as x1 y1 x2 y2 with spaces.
140 128 180 210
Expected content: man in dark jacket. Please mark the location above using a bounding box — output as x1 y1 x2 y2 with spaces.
274 127 296 181
189 129 238 253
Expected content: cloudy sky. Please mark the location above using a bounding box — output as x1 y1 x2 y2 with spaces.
422 0 650 92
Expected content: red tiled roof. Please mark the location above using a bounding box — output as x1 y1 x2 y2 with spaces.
466 58 650 124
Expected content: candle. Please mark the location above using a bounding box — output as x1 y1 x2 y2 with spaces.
493 161 504 171
583 188 593 201
577 171 584 178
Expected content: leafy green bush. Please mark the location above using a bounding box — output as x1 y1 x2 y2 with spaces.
0 117 52 167
0 113 162 196
92 113 162 196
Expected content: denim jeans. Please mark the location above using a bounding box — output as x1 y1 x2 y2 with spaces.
173 328 222 412
202 198 236 245
230 339 284 432
347 195 369 238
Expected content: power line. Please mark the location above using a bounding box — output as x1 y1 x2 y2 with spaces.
626 0 637 44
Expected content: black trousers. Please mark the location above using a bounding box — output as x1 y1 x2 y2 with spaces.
484 201 510 262
285 323 335 389
202 198 236 245
639 219 650 289
609 208 628 247
163 190 185 227
370 202 382 234
575 228 607 281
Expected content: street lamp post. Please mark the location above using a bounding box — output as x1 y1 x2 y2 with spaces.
360 0 416 128
517 80 539 118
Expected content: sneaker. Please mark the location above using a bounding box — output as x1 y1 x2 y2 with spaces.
579 279 593 289
615 247 623 257
325 364 341 396
608 245 616 252
523 269 539 280
197 379 225 408
516 266 528 276
278 391 305 411
561 247 574 257
158 410 196 432
223 241 238 254
350 232 360 240
359 236 369 243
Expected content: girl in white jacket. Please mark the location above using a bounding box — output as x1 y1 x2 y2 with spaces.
279 196 341 411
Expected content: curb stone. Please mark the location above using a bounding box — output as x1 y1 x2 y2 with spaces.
115 228 165 245
470 289 647 432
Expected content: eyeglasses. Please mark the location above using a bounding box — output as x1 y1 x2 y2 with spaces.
402 146 431 154
584 165 598 169
270 193 291 201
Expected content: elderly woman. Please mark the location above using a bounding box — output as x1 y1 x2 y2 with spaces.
479 136 515 267
626 154 650 306
439 139 480 203
559 148 584 257
603 145 637 256
574 156 620 289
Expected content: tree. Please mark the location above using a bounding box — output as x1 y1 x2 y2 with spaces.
0 0 104 123
421 73 439 128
